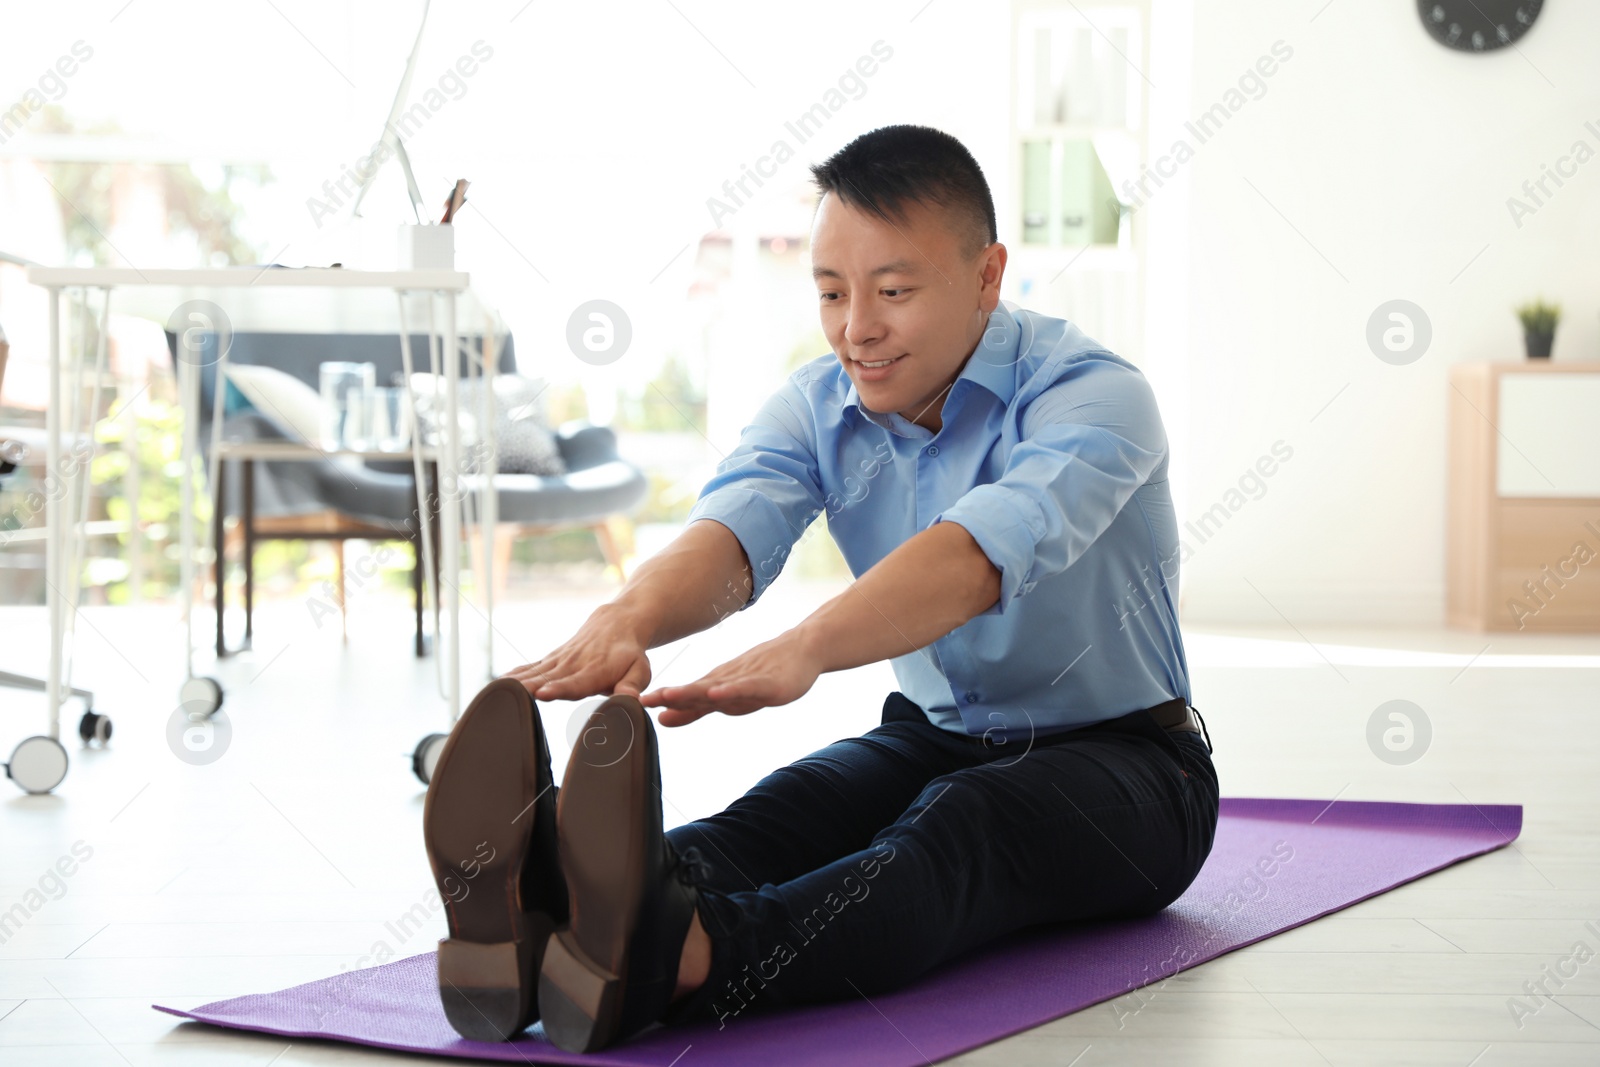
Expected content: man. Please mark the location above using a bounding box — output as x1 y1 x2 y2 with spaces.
421 124 1218 1052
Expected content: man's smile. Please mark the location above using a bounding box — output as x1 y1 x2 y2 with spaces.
851 353 908 379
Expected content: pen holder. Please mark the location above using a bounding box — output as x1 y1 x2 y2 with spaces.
398 223 454 270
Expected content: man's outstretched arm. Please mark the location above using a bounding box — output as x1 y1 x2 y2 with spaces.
642 357 1168 725
611 518 757 649
505 518 755 700
642 520 1000 725
794 519 999 673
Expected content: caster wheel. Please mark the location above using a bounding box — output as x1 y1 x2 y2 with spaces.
78 710 113 747
6 736 69 795
179 676 224 719
412 733 449 785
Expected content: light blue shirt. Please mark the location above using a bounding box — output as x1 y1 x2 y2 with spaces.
684 300 1192 741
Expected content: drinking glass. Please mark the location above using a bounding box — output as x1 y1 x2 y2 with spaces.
372 387 411 452
319 361 375 450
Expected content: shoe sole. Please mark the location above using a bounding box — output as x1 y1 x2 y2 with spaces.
538 694 655 1053
423 678 555 1042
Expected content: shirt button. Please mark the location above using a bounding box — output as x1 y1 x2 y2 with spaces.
964 691 978 704
926 445 939 456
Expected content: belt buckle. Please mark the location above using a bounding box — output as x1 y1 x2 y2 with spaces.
1164 706 1200 734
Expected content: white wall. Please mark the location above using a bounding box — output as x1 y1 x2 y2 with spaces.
7 0 1594 628
1176 0 1600 625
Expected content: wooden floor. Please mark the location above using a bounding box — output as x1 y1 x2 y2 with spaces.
1 583 1597 1066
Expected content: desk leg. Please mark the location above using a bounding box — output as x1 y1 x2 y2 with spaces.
411 526 425 659
411 462 431 659
45 287 62 738
427 460 441 633
243 459 255 648
214 457 227 658
395 292 439 667
441 292 461 720
178 338 197 682
480 330 497 681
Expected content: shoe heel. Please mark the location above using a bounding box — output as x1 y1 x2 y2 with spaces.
437 931 541 1042
538 929 623 1052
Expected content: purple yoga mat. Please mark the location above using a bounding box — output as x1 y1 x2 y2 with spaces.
155 797 1521 1065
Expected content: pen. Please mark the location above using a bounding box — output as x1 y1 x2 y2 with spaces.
442 179 469 223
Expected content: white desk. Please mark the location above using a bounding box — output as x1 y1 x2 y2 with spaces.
21 266 499 793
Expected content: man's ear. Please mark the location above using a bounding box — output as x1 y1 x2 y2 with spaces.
977 242 1007 310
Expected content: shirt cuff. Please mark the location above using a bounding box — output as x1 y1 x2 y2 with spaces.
686 486 801 611
933 482 1049 616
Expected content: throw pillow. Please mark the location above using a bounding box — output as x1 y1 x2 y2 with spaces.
224 363 323 443
225 363 366 472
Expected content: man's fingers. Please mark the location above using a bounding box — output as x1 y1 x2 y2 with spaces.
513 657 648 702
519 663 566 697
652 682 769 725
637 683 675 704
657 706 711 728
506 668 543 694
506 660 552 688
641 682 713 708
613 656 652 699
534 672 581 698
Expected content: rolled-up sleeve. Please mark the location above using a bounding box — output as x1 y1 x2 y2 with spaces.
933 357 1166 616
684 379 825 611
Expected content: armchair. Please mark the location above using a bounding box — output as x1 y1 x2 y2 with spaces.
169 329 648 657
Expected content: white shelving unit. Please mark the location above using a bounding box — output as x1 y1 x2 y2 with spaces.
1004 0 1152 363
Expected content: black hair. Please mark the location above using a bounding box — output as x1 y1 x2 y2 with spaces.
809 124 997 260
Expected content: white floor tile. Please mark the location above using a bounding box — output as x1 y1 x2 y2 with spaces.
2 594 1597 1063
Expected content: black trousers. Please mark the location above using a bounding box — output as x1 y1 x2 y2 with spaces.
661 691 1220 1029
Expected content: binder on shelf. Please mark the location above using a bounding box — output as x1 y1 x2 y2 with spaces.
1020 138 1120 248
1022 140 1053 245
1058 139 1119 246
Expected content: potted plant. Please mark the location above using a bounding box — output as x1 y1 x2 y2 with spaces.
1515 299 1561 359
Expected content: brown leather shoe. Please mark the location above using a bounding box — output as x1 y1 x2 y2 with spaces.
423 677 567 1041
537 694 703 1052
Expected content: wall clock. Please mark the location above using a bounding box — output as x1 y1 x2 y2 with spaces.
1417 1 1543 52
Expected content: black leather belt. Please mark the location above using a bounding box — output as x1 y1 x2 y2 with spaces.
1147 696 1205 737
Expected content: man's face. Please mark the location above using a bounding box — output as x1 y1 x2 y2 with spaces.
810 192 1005 432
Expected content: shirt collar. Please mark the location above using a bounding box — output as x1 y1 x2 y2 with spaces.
842 301 1022 427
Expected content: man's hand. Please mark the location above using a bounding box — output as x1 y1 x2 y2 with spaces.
640 630 822 727
503 604 654 700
